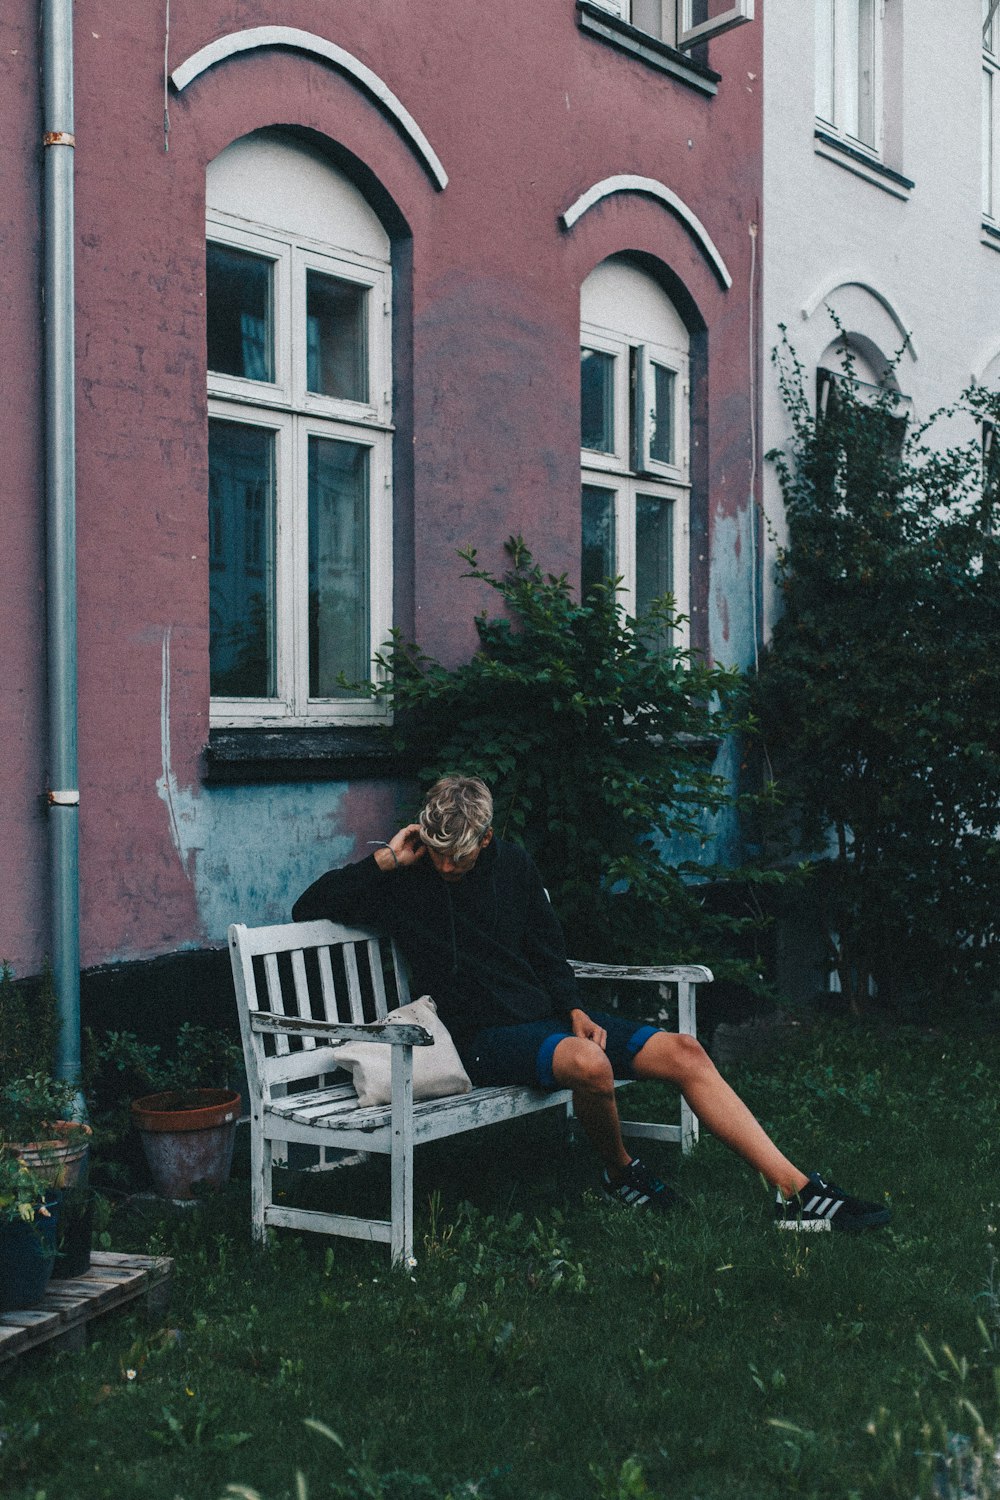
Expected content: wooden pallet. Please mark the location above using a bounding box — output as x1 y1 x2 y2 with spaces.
0 1251 173 1367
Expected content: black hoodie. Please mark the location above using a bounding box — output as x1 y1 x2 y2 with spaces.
291 837 580 1049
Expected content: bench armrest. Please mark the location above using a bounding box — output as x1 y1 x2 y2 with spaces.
569 961 713 984
250 1014 433 1046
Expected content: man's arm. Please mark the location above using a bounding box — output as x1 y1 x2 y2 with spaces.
291 824 424 923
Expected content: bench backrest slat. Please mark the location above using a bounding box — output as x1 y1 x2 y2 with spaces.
290 947 316 1052
229 920 410 1100
342 942 366 1025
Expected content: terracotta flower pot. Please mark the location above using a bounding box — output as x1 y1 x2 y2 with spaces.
131 1089 241 1200
6 1121 92 1189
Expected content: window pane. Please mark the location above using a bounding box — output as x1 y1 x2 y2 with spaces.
842 0 876 146
636 494 674 640
649 364 676 465
854 0 876 146
815 0 835 123
632 0 668 40
985 67 995 218
309 437 370 696
209 421 276 697
306 272 368 401
581 348 615 453
582 484 616 594
206 243 274 382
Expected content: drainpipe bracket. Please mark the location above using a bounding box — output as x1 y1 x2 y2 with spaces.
43 132 76 147
47 789 80 806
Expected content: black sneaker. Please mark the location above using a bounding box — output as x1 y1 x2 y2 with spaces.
601 1157 675 1213
775 1171 891 1232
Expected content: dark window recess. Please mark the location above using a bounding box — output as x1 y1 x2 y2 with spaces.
206 243 274 381
204 726 421 783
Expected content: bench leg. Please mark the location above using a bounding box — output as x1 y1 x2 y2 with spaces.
677 980 700 1155
251 1117 272 1247
390 1047 414 1266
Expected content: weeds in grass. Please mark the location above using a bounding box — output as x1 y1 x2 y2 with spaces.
225 1417 511 1500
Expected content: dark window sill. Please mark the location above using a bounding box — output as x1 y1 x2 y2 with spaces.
813 128 914 194
576 2 719 96
204 726 419 784
982 221 1000 247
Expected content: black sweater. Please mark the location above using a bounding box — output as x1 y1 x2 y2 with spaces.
291 838 580 1048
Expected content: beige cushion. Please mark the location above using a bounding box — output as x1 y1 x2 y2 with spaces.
333 996 472 1108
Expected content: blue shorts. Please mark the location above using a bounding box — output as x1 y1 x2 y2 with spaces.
461 1011 659 1091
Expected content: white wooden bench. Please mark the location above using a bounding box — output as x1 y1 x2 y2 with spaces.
228 919 712 1264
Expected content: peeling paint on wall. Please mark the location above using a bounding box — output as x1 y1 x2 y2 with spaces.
155 626 356 940
710 509 756 673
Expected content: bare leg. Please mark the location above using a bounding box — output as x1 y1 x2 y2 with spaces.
632 1032 808 1197
551 1037 632 1172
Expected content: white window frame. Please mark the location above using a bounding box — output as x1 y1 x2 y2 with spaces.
815 0 884 157
985 1 1000 224
208 209 393 728
588 0 753 50
580 318 690 636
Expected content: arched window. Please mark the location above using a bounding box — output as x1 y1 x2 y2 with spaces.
206 131 393 725
816 335 909 465
580 257 690 638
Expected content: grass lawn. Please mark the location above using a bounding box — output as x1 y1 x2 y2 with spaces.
2 1019 999 1500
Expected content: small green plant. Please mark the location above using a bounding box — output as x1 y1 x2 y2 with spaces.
0 1069 78 1146
0 960 58 1089
0 1152 57 1225
94 1022 243 1107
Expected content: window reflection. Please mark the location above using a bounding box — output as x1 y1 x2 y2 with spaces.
209 420 276 697
308 437 370 696
207 244 274 382
306 272 368 401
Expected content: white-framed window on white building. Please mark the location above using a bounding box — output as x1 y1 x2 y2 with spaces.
588 0 753 50
815 0 882 154
206 132 393 727
984 0 1000 223
580 258 690 641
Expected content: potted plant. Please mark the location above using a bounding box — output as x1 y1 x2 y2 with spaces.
0 1152 60 1312
97 1024 242 1201
0 1070 91 1189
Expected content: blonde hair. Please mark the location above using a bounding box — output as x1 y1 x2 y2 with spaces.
419 775 494 860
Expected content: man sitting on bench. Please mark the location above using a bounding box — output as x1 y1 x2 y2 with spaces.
293 775 890 1232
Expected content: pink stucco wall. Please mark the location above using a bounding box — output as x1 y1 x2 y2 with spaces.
0 0 762 974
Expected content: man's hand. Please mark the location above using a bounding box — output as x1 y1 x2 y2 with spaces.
569 1008 607 1050
373 824 425 872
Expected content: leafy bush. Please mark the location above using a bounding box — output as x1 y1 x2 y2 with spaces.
755 332 1000 1016
373 537 777 983
0 961 58 1089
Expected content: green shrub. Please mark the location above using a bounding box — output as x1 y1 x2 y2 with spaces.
755 332 1000 1017
371 537 782 986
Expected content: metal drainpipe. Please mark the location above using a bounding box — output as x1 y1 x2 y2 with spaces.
42 0 81 1093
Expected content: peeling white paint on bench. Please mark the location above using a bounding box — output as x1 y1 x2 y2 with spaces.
229 920 710 1264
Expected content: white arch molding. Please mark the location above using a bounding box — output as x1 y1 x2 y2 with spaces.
559 175 732 290
800 273 918 362
171 27 448 191
972 342 1000 387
